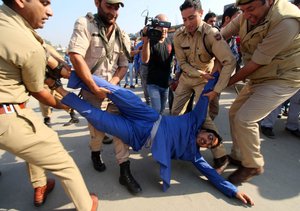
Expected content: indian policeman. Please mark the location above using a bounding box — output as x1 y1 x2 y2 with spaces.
0 0 98 210
221 0 300 184
68 0 141 194
172 0 236 173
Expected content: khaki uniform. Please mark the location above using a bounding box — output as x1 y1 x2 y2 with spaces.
0 5 92 210
221 0 300 168
68 15 130 164
173 22 236 158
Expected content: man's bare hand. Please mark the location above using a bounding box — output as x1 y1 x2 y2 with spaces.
236 191 254 206
203 90 218 101
92 87 111 99
201 72 215 80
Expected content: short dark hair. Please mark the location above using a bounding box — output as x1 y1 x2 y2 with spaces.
179 0 202 12
204 12 216 23
2 0 13 6
221 6 240 26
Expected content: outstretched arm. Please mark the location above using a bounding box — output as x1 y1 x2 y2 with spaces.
192 151 254 206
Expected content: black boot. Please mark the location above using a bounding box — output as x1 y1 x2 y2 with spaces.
91 151 106 172
119 161 142 195
63 109 79 126
44 117 51 128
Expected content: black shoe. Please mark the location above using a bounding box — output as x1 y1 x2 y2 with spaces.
130 85 135 89
119 161 142 195
282 110 288 116
63 117 79 126
213 155 229 174
228 155 242 167
123 84 128 88
44 117 51 128
103 135 113 144
285 127 300 138
63 110 80 126
91 151 106 172
260 126 275 139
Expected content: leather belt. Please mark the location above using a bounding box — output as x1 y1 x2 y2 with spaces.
0 103 26 114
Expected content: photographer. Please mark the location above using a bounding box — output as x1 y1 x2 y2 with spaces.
142 14 174 114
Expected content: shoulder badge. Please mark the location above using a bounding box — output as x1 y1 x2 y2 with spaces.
86 12 95 23
214 33 222 41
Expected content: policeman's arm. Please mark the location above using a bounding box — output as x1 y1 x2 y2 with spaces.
47 55 71 78
209 32 236 93
30 89 68 110
220 14 241 40
44 44 71 78
228 60 261 86
110 66 127 85
69 52 110 99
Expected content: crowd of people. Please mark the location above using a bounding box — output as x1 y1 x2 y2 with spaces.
0 0 300 210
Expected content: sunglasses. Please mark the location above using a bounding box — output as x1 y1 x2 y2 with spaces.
207 133 220 149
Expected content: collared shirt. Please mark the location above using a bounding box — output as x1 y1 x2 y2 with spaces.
221 0 300 85
68 16 129 82
174 22 236 93
221 14 300 66
0 5 46 103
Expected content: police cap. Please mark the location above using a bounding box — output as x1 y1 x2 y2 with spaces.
106 0 124 7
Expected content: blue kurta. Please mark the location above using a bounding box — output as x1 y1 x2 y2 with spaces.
62 72 237 198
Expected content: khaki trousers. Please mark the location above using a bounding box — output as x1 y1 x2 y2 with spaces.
82 90 130 164
0 107 92 211
39 86 70 117
229 81 300 168
171 73 226 158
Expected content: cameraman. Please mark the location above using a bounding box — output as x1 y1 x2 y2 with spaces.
141 14 175 114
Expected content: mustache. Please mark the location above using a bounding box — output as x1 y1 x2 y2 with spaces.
107 13 117 20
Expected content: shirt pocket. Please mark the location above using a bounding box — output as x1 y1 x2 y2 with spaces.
112 43 121 61
181 45 191 57
90 36 106 59
197 48 212 63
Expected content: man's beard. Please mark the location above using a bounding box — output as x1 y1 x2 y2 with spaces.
98 8 117 27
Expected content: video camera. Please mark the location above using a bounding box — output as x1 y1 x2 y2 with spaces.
144 12 171 42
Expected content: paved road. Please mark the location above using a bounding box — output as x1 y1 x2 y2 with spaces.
1 81 300 211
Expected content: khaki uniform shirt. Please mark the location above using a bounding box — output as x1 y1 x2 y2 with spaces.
0 5 46 104
174 22 236 93
68 16 129 82
221 0 300 86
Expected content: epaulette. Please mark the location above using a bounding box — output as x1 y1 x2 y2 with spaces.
86 12 95 23
174 26 185 38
